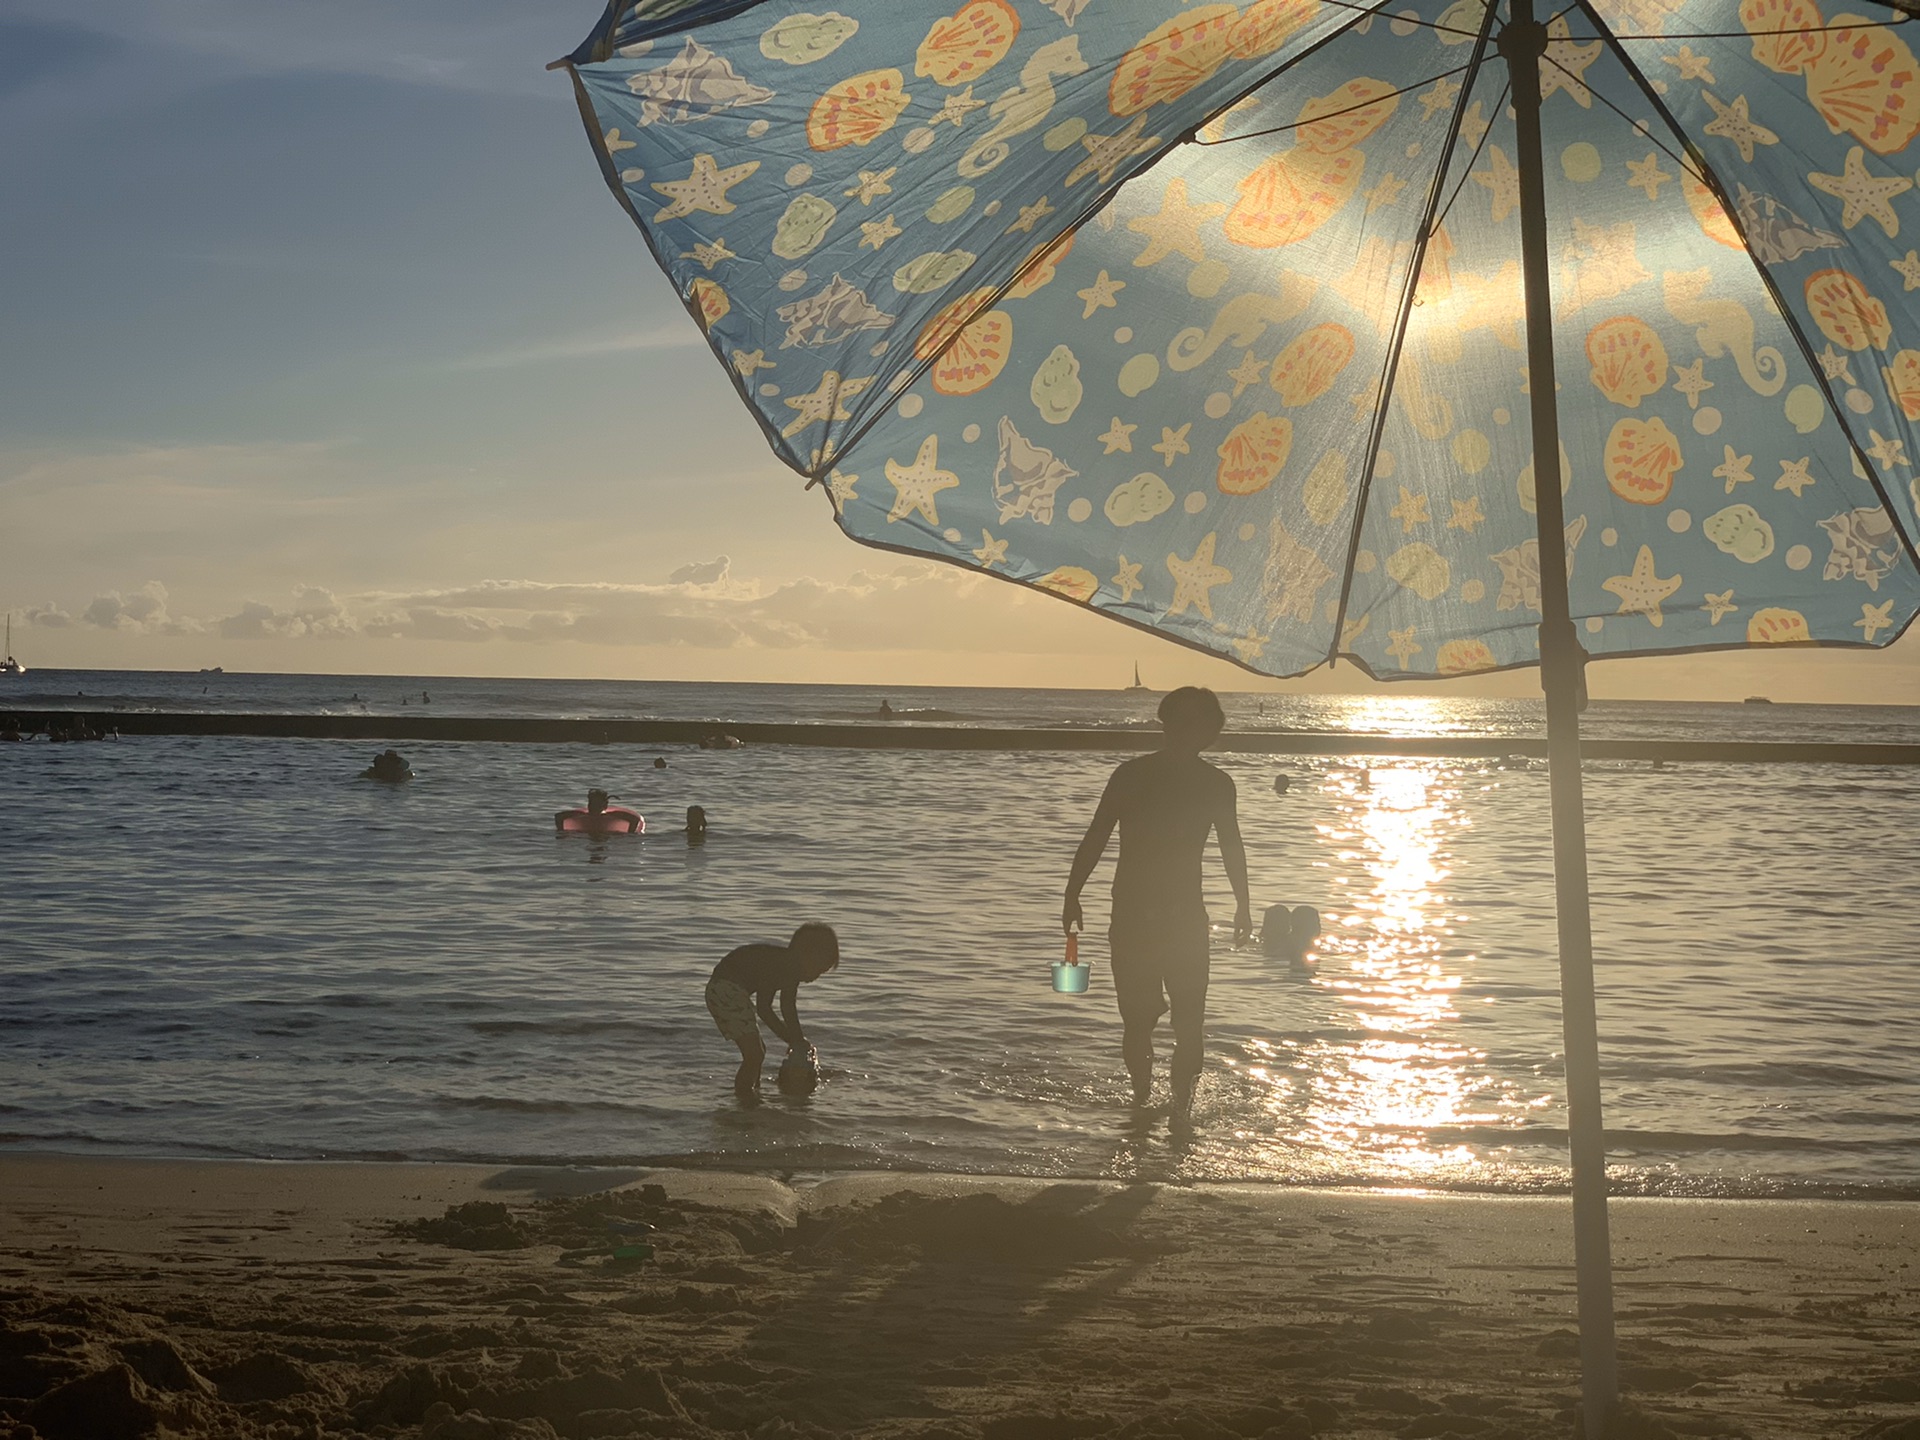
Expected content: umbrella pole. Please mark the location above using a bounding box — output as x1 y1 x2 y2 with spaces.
1499 2 1619 1434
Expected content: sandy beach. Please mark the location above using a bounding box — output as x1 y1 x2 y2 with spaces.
1 1156 1915 1440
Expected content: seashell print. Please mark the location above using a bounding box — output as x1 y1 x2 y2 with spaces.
1818 505 1899 587
627 37 775 126
1216 411 1294 494
1585 316 1669 407
1228 0 1323 59
1222 147 1363 249
1386 542 1451 601
690 278 730 330
1295 78 1400 153
807 68 912 151
1603 416 1683 505
1804 17 1920 154
1268 324 1355 406
1435 637 1498 674
1804 268 1892 351
760 12 860 67
915 288 996 361
1739 0 1828 74
915 0 1021 88
1035 566 1100 602
916 299 1014 396
1884 349 1920 419
1006 233 1075 299
1108 5 1239 117
1746 607 1813 643
1682 172 1743 250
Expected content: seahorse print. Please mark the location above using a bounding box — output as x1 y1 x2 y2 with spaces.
1662 269 1787 397
957 37 1088 178
1166 275 1318 372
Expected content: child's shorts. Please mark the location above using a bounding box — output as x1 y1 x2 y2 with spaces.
704 978 761 1047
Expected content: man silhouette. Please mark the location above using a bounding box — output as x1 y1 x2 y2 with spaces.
1063 686 1250 1129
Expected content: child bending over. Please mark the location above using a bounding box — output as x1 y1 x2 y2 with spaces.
704 923 839 1102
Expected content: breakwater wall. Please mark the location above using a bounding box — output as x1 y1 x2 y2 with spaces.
9 710 1919 765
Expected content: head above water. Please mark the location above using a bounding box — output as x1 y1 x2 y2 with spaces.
1158 686 1225 752
790 921 840 979
587 788 610 812
686 805 707 833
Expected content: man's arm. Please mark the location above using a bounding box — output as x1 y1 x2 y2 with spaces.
1216 775 1253 944
1062 774 1122 934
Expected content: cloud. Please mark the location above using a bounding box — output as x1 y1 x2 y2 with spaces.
80 582 200 635
215 586 354 640
23 602 72 628
445 324 710 372
668 556 731 586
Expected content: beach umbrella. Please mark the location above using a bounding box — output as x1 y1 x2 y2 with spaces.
558 0 1920 1429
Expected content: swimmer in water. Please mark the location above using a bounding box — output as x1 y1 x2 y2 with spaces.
685 805 708 844
704 922 840 1103
1261 903 1321 974
362 749 413 782
654 756 668 769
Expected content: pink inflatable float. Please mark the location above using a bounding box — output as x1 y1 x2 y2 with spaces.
554 789 643 835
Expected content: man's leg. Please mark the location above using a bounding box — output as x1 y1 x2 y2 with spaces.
1108 928 1166 1107
1163 938 1212 1127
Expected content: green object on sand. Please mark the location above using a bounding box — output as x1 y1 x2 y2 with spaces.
611 1243 653 1263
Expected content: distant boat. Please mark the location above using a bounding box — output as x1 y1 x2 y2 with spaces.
1 615 22 677
199 666 224 675
1743 695 1773 705
1125 664 1150 692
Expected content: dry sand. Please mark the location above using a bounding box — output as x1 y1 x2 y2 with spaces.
0 1154 1916 1440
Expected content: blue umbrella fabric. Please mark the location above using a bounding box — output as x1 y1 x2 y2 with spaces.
564 0 1920 680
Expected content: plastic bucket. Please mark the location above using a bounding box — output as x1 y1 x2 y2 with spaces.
1051 961 1090 994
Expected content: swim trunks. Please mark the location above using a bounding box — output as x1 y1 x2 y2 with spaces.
704 977 761 1047
1107 910 1211 1028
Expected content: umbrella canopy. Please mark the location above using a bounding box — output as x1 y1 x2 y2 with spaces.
560 1 1920 1431
565 0 1920 678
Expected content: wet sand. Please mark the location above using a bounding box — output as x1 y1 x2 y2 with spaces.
0 1155 1915 1440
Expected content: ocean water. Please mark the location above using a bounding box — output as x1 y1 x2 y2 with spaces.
3 670 1918 1198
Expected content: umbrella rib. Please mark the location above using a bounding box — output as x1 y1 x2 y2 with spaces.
1578 0 1920 577
1192 63 1477 146
1327 0 1504 670
815 0 1407 482
1428 79 1512 237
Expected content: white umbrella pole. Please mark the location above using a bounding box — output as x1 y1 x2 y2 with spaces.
1499 2 1620 1434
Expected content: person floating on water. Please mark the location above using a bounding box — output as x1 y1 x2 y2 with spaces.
1261 903 1321 974
555 788 642 834
704 922 839 1104
362 749 412 782
1063 686 1250 1133
685 805 707 844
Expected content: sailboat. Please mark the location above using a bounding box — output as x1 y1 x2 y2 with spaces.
1 615 22 677
1124 663 1149 692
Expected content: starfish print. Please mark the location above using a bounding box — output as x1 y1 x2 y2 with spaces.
1701 91 1778 164
1714 446 1754 492
1816 344 1857 383
1128 177 1225 267
1892 250 1920 291
1471 146 1521 223
1231 630 1270 663
1625 152 1672 201
1007 196 1054 235
779 370 873 437
1457 101 1490 146
1166 533 1232 619
844 168 896 204
1152 424 1192 465
1112 557 1144 603
1447 496 1486 532
972 529 1008 569
929 87 985 129
1858 599 1895 641
1066 114 1158 188
1076 270 1125 318
1701 589 1737 624
651 153 760 222
1809 146 1912 238
1663 45 1715 82
732 348 774 378
1366 172 1408 212
1390 487 1430 532
860 215 902 249
1671 357 1712 408
885 435 959 525
1385 627 1422 668
1540 16 1603 107
603 128 636 153
1227 351 1266 397
1419 76 1462 121
1775 457 1816 496
685 238 736 271
826 468 858 515
1099 418 1136 454
1603 545 1682 626
1867 428 1910 468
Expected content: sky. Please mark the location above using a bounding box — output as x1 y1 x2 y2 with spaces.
2 0 1916 701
